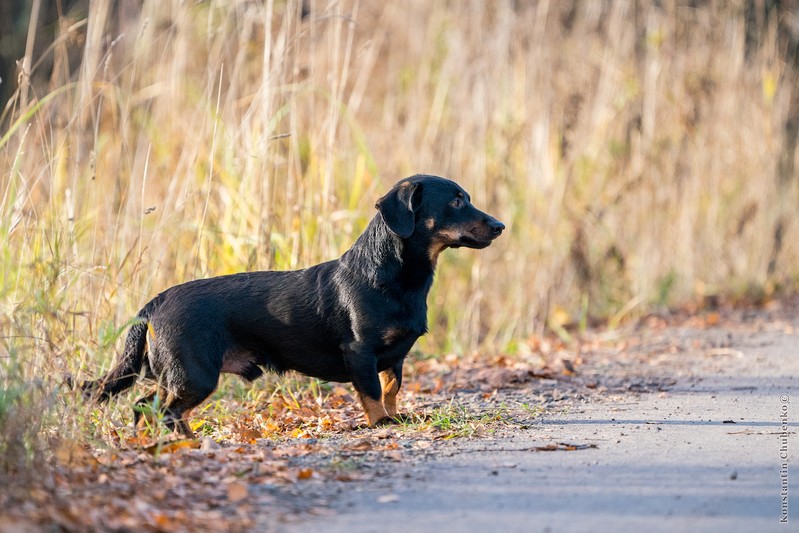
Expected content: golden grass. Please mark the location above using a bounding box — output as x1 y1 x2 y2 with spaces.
1 1 796 466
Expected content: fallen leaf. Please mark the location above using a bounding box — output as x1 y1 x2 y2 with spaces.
297 468 314 480
385 450 404 461
54 441 97 467
233 424 263 443
227 481 249 502
153 512 173 529
384 440 400 450
143 439 200 455
377 493 399 503
372 428 395 439
347 439 373 451
290 428 312 438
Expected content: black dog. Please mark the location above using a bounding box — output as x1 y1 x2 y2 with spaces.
82 175 504 436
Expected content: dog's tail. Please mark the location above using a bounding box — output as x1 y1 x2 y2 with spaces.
81 298 159 402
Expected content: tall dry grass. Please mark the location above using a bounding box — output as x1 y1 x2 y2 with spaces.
1 0 796 468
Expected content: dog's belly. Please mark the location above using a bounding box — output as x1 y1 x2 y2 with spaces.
220 347 264 381
220 350 254 374
266 343 352 383
222 324 420 385
269 334 417 383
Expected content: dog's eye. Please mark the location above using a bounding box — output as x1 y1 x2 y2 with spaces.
451 197 464 209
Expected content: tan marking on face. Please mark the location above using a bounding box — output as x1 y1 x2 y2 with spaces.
356 391 390 426
428 242 446 264
380 369 400 417
428 228 462 263
438 227 462 240
399 180 413 188
425 217 435 229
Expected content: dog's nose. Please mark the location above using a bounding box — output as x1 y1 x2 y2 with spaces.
487 218 505 236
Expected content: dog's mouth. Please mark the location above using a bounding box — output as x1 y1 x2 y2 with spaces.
434 218 505 251
455 234 495 249
455 226 504 249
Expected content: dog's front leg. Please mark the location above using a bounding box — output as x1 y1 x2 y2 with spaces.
379 360 403 417
356 390 392 427
344 347 391 426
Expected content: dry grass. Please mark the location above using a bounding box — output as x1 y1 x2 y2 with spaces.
1 0 796 470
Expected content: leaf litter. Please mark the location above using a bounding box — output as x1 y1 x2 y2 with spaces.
4 304 780 531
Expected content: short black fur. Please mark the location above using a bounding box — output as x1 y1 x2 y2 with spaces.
82 175 505 434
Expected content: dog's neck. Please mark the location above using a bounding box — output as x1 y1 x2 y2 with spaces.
341 214 435 294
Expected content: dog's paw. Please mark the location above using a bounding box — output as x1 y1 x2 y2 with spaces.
376 415 399 427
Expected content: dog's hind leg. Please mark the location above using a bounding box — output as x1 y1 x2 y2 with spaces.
159 393 201 439
132 390 158 435
163 410 196 439
160 372 220 439
132 387 194 437
146 334 223 438
161 387 215 438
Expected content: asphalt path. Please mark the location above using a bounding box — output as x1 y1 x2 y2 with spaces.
284 310 798 533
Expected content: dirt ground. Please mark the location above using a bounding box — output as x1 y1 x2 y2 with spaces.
1 300 796 532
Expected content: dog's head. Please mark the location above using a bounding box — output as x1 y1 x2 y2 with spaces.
376 175 504 260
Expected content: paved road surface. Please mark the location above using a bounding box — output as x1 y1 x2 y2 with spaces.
285 313 798 533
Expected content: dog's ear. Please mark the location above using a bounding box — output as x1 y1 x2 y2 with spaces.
375 180 423 238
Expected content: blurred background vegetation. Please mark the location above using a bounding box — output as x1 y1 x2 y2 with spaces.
1 0 798 469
